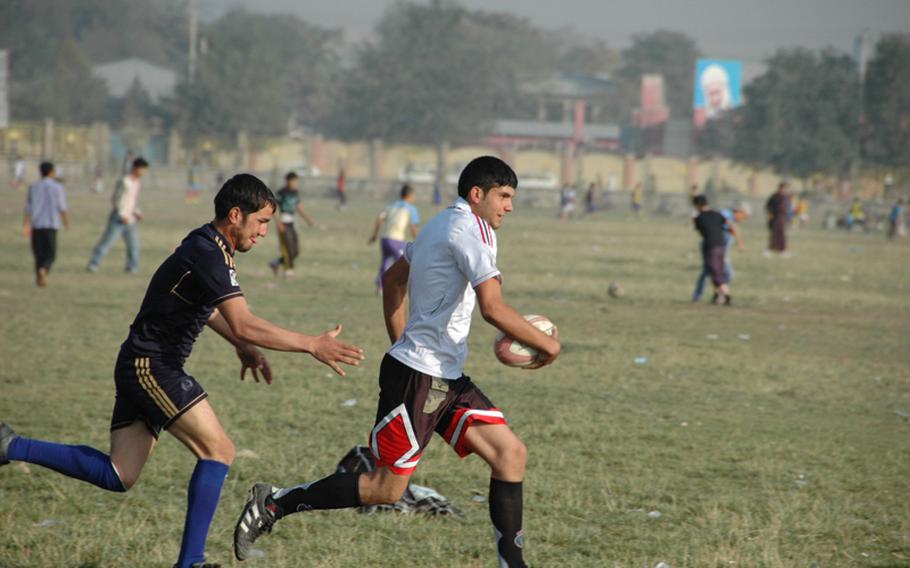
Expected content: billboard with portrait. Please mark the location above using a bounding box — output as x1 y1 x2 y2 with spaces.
693 59 742 128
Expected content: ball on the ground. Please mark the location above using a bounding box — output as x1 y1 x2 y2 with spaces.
608 281 625 298
493 314 556 368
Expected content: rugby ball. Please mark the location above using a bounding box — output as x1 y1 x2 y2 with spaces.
493 314 556 368
608 281 624 298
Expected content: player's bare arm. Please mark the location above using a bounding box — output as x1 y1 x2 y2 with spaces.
729 222 744 251
296 203 315 227
207 308 273 384
216 295 364 376
475 277 560 368
367 216 382 244
381 256 410 343
21 212 31 237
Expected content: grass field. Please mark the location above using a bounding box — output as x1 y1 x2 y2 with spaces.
1 184 908 568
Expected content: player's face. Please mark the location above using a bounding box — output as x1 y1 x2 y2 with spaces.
233 205 274 252
287 177 299 190
479 185 515 230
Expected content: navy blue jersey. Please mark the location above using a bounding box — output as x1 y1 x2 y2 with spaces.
121 223 243 360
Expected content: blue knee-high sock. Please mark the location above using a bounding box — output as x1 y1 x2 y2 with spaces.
6 437 125 492
176 459 229 568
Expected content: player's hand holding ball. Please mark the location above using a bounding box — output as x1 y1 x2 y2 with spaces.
494 314 560 370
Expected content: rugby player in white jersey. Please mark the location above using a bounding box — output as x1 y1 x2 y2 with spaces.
234 156 560 567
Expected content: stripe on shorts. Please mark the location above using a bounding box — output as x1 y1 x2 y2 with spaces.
135 357 179 418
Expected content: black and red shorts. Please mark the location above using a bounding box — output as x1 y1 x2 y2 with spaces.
369 354 507 476
110 350 208 438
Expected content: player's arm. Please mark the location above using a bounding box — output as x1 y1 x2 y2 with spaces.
728 221 744 251
475 277 560 369
410 223 420 239
382 256 410 343
367 216 382 244
215 295 364 376
296 203 315 227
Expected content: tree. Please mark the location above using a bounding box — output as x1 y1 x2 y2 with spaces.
10 37 108 123
325 0 555 153
558 38 620 77
731 48 859 180
864 33 910 167
618 30 702 120
0 0 186 123
174 9 341 141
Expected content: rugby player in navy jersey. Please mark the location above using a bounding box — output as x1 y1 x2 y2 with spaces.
1 174 364 568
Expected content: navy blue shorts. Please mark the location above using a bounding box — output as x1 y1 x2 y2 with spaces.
110 351 207 437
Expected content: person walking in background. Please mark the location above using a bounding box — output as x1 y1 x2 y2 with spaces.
87 157 149 274
22 161 69 287
847 197 868 233
692 194 738 305
186 160 202 204
631 183 643 217
692 199 748 302
13 155 26 190
559 183 576 221
336 166 347 210
368 184 420 294
269 172 315 279
583 182 597 217
888 198 904 240
765 181 790 256
796 192 810 229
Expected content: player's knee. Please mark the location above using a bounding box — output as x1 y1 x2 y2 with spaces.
198 436 235 465
117 471 138 491
360 474 408 505
490 437 527 472
506 438 528 468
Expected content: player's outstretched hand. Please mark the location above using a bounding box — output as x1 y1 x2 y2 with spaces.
312 324 365 377
525 325 561 370
237 344 273 384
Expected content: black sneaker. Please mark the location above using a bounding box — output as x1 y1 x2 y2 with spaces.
724 295 733 306
0 422 18 466
711 292 719 304
173 562 221 568
234 483 279 561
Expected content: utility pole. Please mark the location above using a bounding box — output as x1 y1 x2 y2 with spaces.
851 29 871 195
188 0 198 85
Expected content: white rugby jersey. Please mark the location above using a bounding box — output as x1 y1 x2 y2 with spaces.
388 197 500 379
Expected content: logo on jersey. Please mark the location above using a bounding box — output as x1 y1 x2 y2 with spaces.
514 531 524 549
229 269 239 287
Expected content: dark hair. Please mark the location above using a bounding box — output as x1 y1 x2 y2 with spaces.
693 194 708 207
285 171 298 182
214 174 278 220
400 184 414 199
457 156 518 199
132 157 149 170
39 161 54 177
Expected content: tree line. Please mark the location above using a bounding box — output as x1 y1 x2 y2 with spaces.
1 0 907 176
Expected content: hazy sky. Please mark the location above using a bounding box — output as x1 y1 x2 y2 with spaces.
205 0 910 78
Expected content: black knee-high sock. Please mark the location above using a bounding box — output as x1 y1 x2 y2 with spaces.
268 472 361 518
489 479 527 568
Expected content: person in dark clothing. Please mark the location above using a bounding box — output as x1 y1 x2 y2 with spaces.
693 194 739 305
22 161 69 287
765 181 790 255
269 172 315 278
